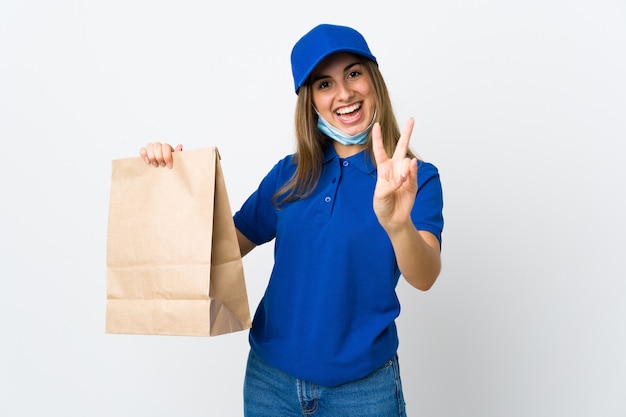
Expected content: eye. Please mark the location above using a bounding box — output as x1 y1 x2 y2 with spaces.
316 80 331 90
347 70 361 79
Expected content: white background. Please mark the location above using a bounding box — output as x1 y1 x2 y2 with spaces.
1 0 625 416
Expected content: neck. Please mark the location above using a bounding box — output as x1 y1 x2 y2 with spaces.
333 141 367 158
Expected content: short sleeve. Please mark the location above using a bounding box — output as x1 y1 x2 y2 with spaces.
412 161 444 245
233 155 295 245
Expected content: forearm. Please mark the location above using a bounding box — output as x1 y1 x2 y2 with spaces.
386 222 441 291
236 228 256 257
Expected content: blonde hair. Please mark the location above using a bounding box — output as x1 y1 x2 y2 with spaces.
273 58 415 206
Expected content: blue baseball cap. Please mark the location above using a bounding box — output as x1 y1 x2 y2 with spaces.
290 24 378 94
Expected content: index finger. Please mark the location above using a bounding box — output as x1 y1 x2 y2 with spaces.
161 144 174 168
371 122 389 165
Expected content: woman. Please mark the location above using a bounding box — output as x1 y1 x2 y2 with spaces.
141 23 444 416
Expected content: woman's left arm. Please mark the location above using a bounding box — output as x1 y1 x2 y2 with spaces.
372 118 441 290
385 224 441 290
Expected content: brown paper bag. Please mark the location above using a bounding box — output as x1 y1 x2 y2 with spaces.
105 147 251 336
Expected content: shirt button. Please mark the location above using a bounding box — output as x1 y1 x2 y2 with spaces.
324 196 331 203
342 161 349 167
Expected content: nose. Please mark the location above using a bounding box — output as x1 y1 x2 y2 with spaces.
336 80 353 101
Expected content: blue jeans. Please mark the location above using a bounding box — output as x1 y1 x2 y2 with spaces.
243 349 407 416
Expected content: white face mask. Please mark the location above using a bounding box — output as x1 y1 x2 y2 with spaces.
316 110 377 146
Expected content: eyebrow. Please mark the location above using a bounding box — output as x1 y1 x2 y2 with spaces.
310 61 362 85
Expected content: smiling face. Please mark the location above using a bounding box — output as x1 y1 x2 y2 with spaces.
310 52 376 138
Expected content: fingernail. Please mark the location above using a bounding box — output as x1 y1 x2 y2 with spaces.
144 157 150 164
166 162 172 169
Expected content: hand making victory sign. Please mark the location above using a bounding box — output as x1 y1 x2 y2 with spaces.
372 117 419 232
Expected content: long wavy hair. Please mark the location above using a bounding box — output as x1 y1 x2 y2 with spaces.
273 58 416 207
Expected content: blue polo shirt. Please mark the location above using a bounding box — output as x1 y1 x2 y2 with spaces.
233 145 443 387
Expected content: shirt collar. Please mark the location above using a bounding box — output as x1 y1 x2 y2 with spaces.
323 144 377 175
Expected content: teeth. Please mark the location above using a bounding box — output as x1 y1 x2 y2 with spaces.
336 103 361 115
